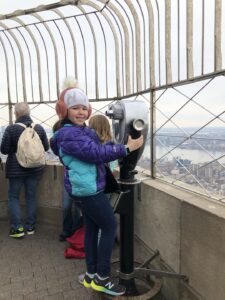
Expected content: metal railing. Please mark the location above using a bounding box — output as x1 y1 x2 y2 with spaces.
0 0 225 201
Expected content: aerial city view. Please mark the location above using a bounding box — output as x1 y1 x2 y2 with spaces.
139 127 225 198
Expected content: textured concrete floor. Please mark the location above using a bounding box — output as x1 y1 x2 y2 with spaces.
0 220 165 300
0 220 111 300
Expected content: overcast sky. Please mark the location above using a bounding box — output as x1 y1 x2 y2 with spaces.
0 0 224 128
0 0 56 14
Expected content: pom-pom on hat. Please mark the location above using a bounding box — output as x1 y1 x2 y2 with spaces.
62 76 78 89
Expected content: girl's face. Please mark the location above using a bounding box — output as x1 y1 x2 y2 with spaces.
68 105 89 125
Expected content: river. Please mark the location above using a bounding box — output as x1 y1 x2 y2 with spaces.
142 145 225 164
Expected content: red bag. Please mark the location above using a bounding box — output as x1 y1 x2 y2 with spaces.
64 225 85 259
64 247 85 259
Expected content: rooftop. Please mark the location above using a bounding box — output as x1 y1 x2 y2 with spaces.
0 220 106 300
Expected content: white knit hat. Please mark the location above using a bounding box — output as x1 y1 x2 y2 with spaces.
64 88 89 109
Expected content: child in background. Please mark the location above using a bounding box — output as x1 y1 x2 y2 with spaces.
50 79 143 296
89 114 118 243
89 114 117 173
59 188 82 241
89 114 112 144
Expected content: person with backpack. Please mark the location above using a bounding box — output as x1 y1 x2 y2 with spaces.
50 82 143 296
0 102 49 238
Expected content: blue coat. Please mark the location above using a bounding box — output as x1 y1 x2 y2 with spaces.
50 124 127 197
1 115 49 178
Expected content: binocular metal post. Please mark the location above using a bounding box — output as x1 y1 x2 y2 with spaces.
112 177 188 298
113 176 141 296
119 182 137 295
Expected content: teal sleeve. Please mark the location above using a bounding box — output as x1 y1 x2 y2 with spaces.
109 160 118 172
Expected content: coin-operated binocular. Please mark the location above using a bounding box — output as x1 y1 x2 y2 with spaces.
106 99 149 296
106 99 149 182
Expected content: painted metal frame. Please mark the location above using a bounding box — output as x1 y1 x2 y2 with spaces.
0 0 225 201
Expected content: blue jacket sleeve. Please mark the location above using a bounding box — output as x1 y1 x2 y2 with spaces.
61 134 126 164
50 133 59 156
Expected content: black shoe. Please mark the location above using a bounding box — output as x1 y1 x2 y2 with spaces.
9 227 25 238
26 225 35 235
91 275 126 296
59 232 71 242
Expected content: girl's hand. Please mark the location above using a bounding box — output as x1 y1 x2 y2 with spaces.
126 135 144 152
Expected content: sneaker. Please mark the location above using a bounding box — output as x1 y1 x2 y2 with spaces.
91 275 126 296
78 273 94 288
26 225 35 235
58 232 71 242
9 227 25 238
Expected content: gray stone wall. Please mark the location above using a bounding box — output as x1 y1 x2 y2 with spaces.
135 179 225 300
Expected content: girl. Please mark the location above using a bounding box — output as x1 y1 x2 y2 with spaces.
51 83 143 296
89 114 113 143
89 114 118 243
52 78 83 242
89 114 117 172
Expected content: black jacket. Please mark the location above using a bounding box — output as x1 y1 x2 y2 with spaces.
0 115 49 178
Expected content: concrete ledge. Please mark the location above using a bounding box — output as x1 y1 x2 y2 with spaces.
36 206 62 230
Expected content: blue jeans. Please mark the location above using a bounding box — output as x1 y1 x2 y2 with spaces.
73 192 116 277
8 175 40 230
62 189 81 237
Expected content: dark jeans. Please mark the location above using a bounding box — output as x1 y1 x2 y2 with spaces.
62 188 82 237
8 175 40 230
73 192 116 277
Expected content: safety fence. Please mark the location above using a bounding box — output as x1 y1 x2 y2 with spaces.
0 0 225 200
